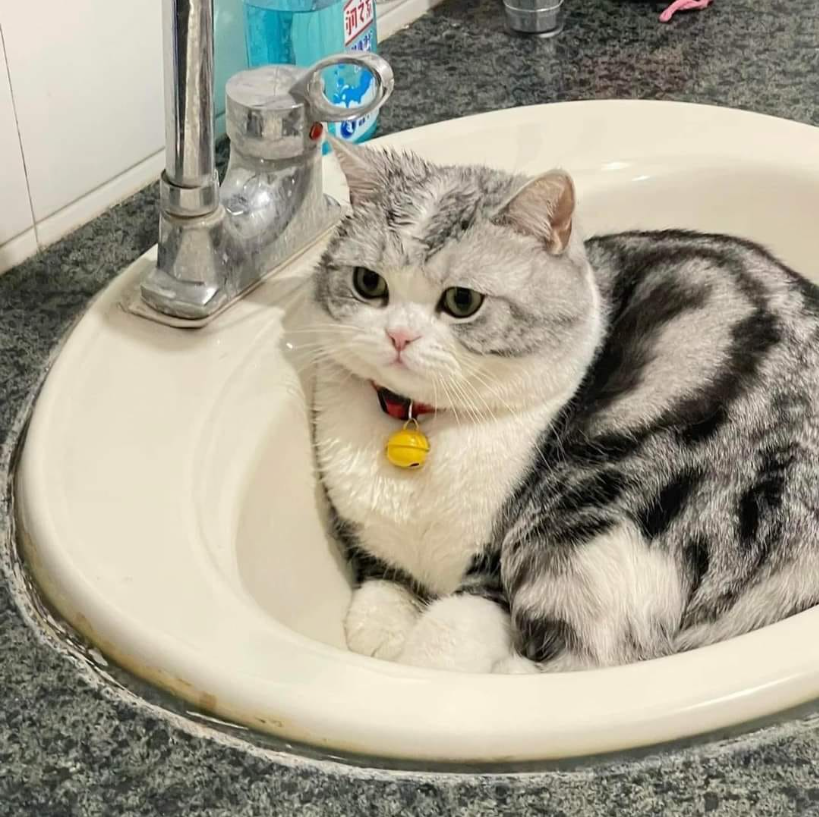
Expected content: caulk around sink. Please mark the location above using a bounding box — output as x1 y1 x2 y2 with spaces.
504 0 564 37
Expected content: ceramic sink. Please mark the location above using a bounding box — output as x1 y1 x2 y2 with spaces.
16 101 819 764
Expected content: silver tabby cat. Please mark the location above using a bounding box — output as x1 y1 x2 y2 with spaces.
311 137 819 674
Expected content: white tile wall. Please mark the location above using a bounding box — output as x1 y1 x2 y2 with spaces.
1 0 164 223
0 24 35 272
0 0 438 275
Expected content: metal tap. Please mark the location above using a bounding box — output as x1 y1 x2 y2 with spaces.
137 0 394 323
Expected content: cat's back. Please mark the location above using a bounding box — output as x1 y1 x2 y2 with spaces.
585 230 819 330
581 230 819 434
502 230 819 649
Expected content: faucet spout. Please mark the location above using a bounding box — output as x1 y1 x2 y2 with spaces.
140 0 228 320
163 0 217 202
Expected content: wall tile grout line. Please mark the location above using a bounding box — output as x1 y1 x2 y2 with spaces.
0 23 39 253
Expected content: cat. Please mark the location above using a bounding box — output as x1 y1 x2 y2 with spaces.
310 136 819 674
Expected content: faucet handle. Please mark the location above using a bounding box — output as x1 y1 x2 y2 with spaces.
225 54 393 162
226 64 311 161
291 52 395 124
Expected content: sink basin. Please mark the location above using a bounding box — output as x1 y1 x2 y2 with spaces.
16 101 819 765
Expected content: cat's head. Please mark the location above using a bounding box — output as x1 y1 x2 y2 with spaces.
312 139 602 414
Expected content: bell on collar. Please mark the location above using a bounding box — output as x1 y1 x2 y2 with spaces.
385 419 430 470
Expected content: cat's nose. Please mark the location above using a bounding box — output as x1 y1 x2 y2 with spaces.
387 329 419 352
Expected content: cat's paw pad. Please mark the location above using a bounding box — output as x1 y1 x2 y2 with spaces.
398 595 513 673
345 580 420 661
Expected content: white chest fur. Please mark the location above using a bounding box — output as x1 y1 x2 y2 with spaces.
314 364 554 596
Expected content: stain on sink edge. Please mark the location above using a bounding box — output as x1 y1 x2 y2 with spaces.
13 509 329 755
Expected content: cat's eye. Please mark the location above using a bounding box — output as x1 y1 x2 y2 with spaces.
352 267 388 301
440 287 484 319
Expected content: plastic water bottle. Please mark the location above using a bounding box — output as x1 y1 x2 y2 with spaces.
243 0 380 145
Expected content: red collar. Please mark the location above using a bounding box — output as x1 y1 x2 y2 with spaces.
373 384 434 421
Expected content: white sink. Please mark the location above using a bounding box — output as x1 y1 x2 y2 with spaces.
16 101 819 764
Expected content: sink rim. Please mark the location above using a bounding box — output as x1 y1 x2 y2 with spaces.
16 100 819 765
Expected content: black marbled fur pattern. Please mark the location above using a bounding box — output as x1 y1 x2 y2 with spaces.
4 0 819 813
498 231 819 666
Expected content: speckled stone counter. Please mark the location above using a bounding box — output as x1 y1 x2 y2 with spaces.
3 1 819 814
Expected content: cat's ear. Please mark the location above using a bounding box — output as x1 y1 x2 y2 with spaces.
496 171 576 255
328 135 382 206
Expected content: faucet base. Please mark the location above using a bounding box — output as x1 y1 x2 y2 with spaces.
122 200 341 329
140 206 231 320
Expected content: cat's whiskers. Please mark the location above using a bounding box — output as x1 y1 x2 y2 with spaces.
437 376 463 430
455 360 562 475
454 359 507 417
448 379 480 425
284 324 362 335
287 348 348 379
457 358 518 416
448 375 487 426
458 374 500 427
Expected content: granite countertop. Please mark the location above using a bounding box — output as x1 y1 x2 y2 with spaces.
3 1 819 814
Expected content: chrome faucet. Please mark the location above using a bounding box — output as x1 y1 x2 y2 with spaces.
136 0 394 324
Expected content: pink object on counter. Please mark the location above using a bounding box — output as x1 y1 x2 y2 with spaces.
660 0 712 22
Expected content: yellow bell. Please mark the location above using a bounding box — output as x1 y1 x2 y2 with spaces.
385 421 430 470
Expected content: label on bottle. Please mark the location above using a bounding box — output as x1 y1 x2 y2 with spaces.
328 0 379 144
344 0 374 44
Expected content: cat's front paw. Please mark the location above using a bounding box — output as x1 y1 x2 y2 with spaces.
345 580 421 660
398 595 514 673
492 654 540 674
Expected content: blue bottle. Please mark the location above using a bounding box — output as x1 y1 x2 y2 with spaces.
243 0 380 145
